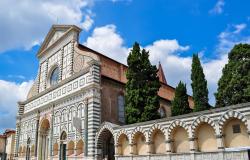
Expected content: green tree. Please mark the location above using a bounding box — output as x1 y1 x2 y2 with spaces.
215 44 250 107
125 42 161 124
191 54 210 112
171 81 191 116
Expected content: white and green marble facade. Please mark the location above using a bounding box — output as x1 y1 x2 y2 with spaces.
14 25 101 160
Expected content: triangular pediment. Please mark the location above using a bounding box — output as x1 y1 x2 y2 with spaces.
37 25 81 57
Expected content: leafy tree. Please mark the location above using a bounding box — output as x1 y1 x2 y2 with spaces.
191 54 210 112
125 42 161 124
215 44 250 107
171 81 191 116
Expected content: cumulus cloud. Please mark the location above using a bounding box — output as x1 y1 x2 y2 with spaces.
209 0 225 15
0 0 94 53
217 23 250 54
85 24 129 64
84 24 229 105
0 80 33 132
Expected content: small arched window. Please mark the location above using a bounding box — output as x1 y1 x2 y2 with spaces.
50 67 59 86
118 95 125 123
158 107 166 118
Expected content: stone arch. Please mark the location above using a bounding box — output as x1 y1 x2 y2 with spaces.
168 120 189 153
219 110 250 148
39 118 50 160
148 124 166 141
53 143 59 156
192 116 217 152
148 124 166 154
117 133 130 156
76 139 84 156
95 122 115 160
67 140 75 156
131 127 147 144
60 131 67 141
54 111 60 124
61 109 68 122
218 110 248 134
191 115 216 136
131 128 147 155
168 120 189 138
96 122 115 148
39 118 50 131
115 129 129 145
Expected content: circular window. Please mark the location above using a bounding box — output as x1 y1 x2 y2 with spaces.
50 67 59 86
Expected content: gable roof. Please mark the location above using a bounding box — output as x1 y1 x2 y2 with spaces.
37 25 81 57
157 62 167 84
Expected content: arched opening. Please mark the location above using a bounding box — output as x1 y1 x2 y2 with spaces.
97 129 115 160
151 129 166 154
158 106 166 118
117 134 130 155
133 132 147 155
53 143 59 156
67 141 75 156
170 126 189 153
26 138 31 160
76 139 84 156
60 131 67 160
38 118 50 160
195 123 217 152
223 118 250 148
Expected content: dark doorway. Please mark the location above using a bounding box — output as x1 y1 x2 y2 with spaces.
59 131 67 160
99 129 115 160
26 138 31 160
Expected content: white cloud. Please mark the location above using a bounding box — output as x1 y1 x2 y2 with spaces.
217 23 250 54
0 0 94 53
84 24 129 64
0 80 33 131
84 24 228 105
209 0 225 15
145 40 190 62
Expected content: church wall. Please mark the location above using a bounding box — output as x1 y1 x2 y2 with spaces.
100 77 125 125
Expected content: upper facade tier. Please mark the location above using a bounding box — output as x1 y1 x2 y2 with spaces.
23 24 193 113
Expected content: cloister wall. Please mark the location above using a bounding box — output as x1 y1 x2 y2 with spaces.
96 102 250 160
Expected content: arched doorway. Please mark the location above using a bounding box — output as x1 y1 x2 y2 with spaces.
26 138 31 160
38 119 50 160
59 131 67 160
97 129 115 160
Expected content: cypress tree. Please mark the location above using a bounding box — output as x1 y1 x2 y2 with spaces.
140 49 161 122
125 42 160 124
191 54 210 112
215 44 250 107
171 81 191 116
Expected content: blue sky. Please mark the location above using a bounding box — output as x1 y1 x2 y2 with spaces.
0 0 250 132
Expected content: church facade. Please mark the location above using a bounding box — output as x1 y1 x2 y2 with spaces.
14 25 250 160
